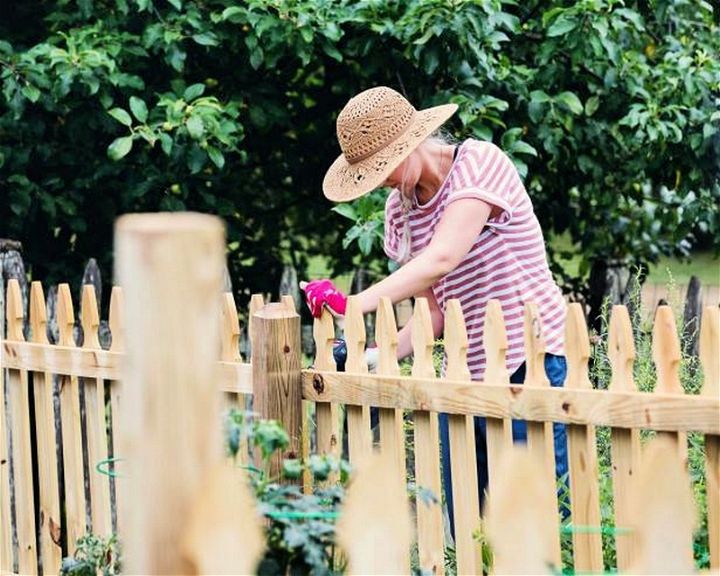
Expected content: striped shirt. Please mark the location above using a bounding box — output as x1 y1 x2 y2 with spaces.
384 138 565 379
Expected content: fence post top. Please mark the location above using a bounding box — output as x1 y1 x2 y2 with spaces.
254 302 299 320
115 212 224 234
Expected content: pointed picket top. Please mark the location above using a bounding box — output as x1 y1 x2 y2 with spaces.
248 293 265 362
608 305 637 392
483 299 509 384
29 281 49 345
109 286 125 353
337 451 412 575
313 309 336 371
444 299 470 381
411 298 435 379
699 306 719 398
57 283 76 347
486 446 559 574
280 294 296 313
629 436 696 574
221 292 241 362
565 303 592 390
344 296 368 374
81 285 101 350
6 278 25 342
652 305 683 395
376 297 399 376
523 301 549 387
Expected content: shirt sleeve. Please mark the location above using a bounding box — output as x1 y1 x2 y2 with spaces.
445 141 524 229
383 189 403 262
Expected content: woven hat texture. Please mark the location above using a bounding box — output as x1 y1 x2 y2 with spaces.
323 86 457 202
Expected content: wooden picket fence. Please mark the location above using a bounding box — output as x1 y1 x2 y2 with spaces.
1 213 719 575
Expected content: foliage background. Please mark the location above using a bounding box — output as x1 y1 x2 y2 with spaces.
1 0 718 312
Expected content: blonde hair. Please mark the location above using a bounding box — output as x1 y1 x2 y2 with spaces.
394 131 457 264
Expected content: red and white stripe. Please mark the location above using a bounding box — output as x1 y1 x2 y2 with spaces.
384 139 566 379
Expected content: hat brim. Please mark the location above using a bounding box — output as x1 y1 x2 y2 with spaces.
322 103 458 202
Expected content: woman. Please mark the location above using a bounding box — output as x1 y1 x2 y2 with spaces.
303 86 568 527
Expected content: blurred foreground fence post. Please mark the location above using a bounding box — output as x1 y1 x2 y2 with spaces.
115 213 229 574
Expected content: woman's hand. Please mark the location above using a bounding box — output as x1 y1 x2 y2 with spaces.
300 279 347 318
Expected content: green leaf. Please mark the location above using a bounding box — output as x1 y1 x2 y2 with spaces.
511 141 538 157
129 96 148 123
159 133 173 155
192 33 218 47
282 459 302 479
556 92 583 115
21 84 41 103
108 108 132 126
166 0 182 9
585 95 600 117
207 146 225 169
107 136 133 161
186 116 204 139
183 83 205 101
547 14 577 37
331 204 356 220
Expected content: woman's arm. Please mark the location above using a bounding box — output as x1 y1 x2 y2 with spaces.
357 197 492 314
396 288 445 360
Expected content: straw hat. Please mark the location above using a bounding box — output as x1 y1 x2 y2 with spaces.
323 86 458 202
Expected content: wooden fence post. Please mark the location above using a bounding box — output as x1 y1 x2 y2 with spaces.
115 213 226 575
251 302 302 480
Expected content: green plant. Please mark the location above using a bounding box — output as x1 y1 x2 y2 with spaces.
225 408 350 576
59 534 121 576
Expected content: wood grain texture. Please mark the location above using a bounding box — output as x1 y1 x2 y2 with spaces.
313 309 339 486
344 296 371 468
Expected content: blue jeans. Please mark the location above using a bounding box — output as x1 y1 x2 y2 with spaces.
438 354 569 534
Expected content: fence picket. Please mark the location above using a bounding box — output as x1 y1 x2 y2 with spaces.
313 309 339 486
700 306 720 571
411 298 444 575
344 296 371 467
564 303 603 572
486 446 558 574
629 436 696 573
81 285 112 537
57 283 87 554
0 337 12 574
482 299 512 505
337 452 412 575
29 282 62 572
522 301 561 566
220 293 243 419
107 286 124 536
652 305 689 464
376 297 405 474
444 299 482 574
6 279 38 574
607 305 641 571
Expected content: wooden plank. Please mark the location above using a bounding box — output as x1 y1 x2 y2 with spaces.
343 296 371 467
652 305 688 463
5 280 37 574
115 212 226 575
444 300 482 575
29 282 62 570
337 452 412 575
313 309 339 486
0 337 13 574
251 303 302 480
57 283 87 555
301 370 720 433
81 285 112 536
108 286 124 536
700 306 720 571
376 298 405 475
522 301 561 566
564 303 602 572
482 299 513 505
629 436 695 573
410 298 444 575
608 305 641 571
485 446 559 574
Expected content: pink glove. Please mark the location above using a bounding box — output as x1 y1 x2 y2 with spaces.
301 279 347 318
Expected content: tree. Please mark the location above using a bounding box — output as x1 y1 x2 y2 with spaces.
1 0 718 321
